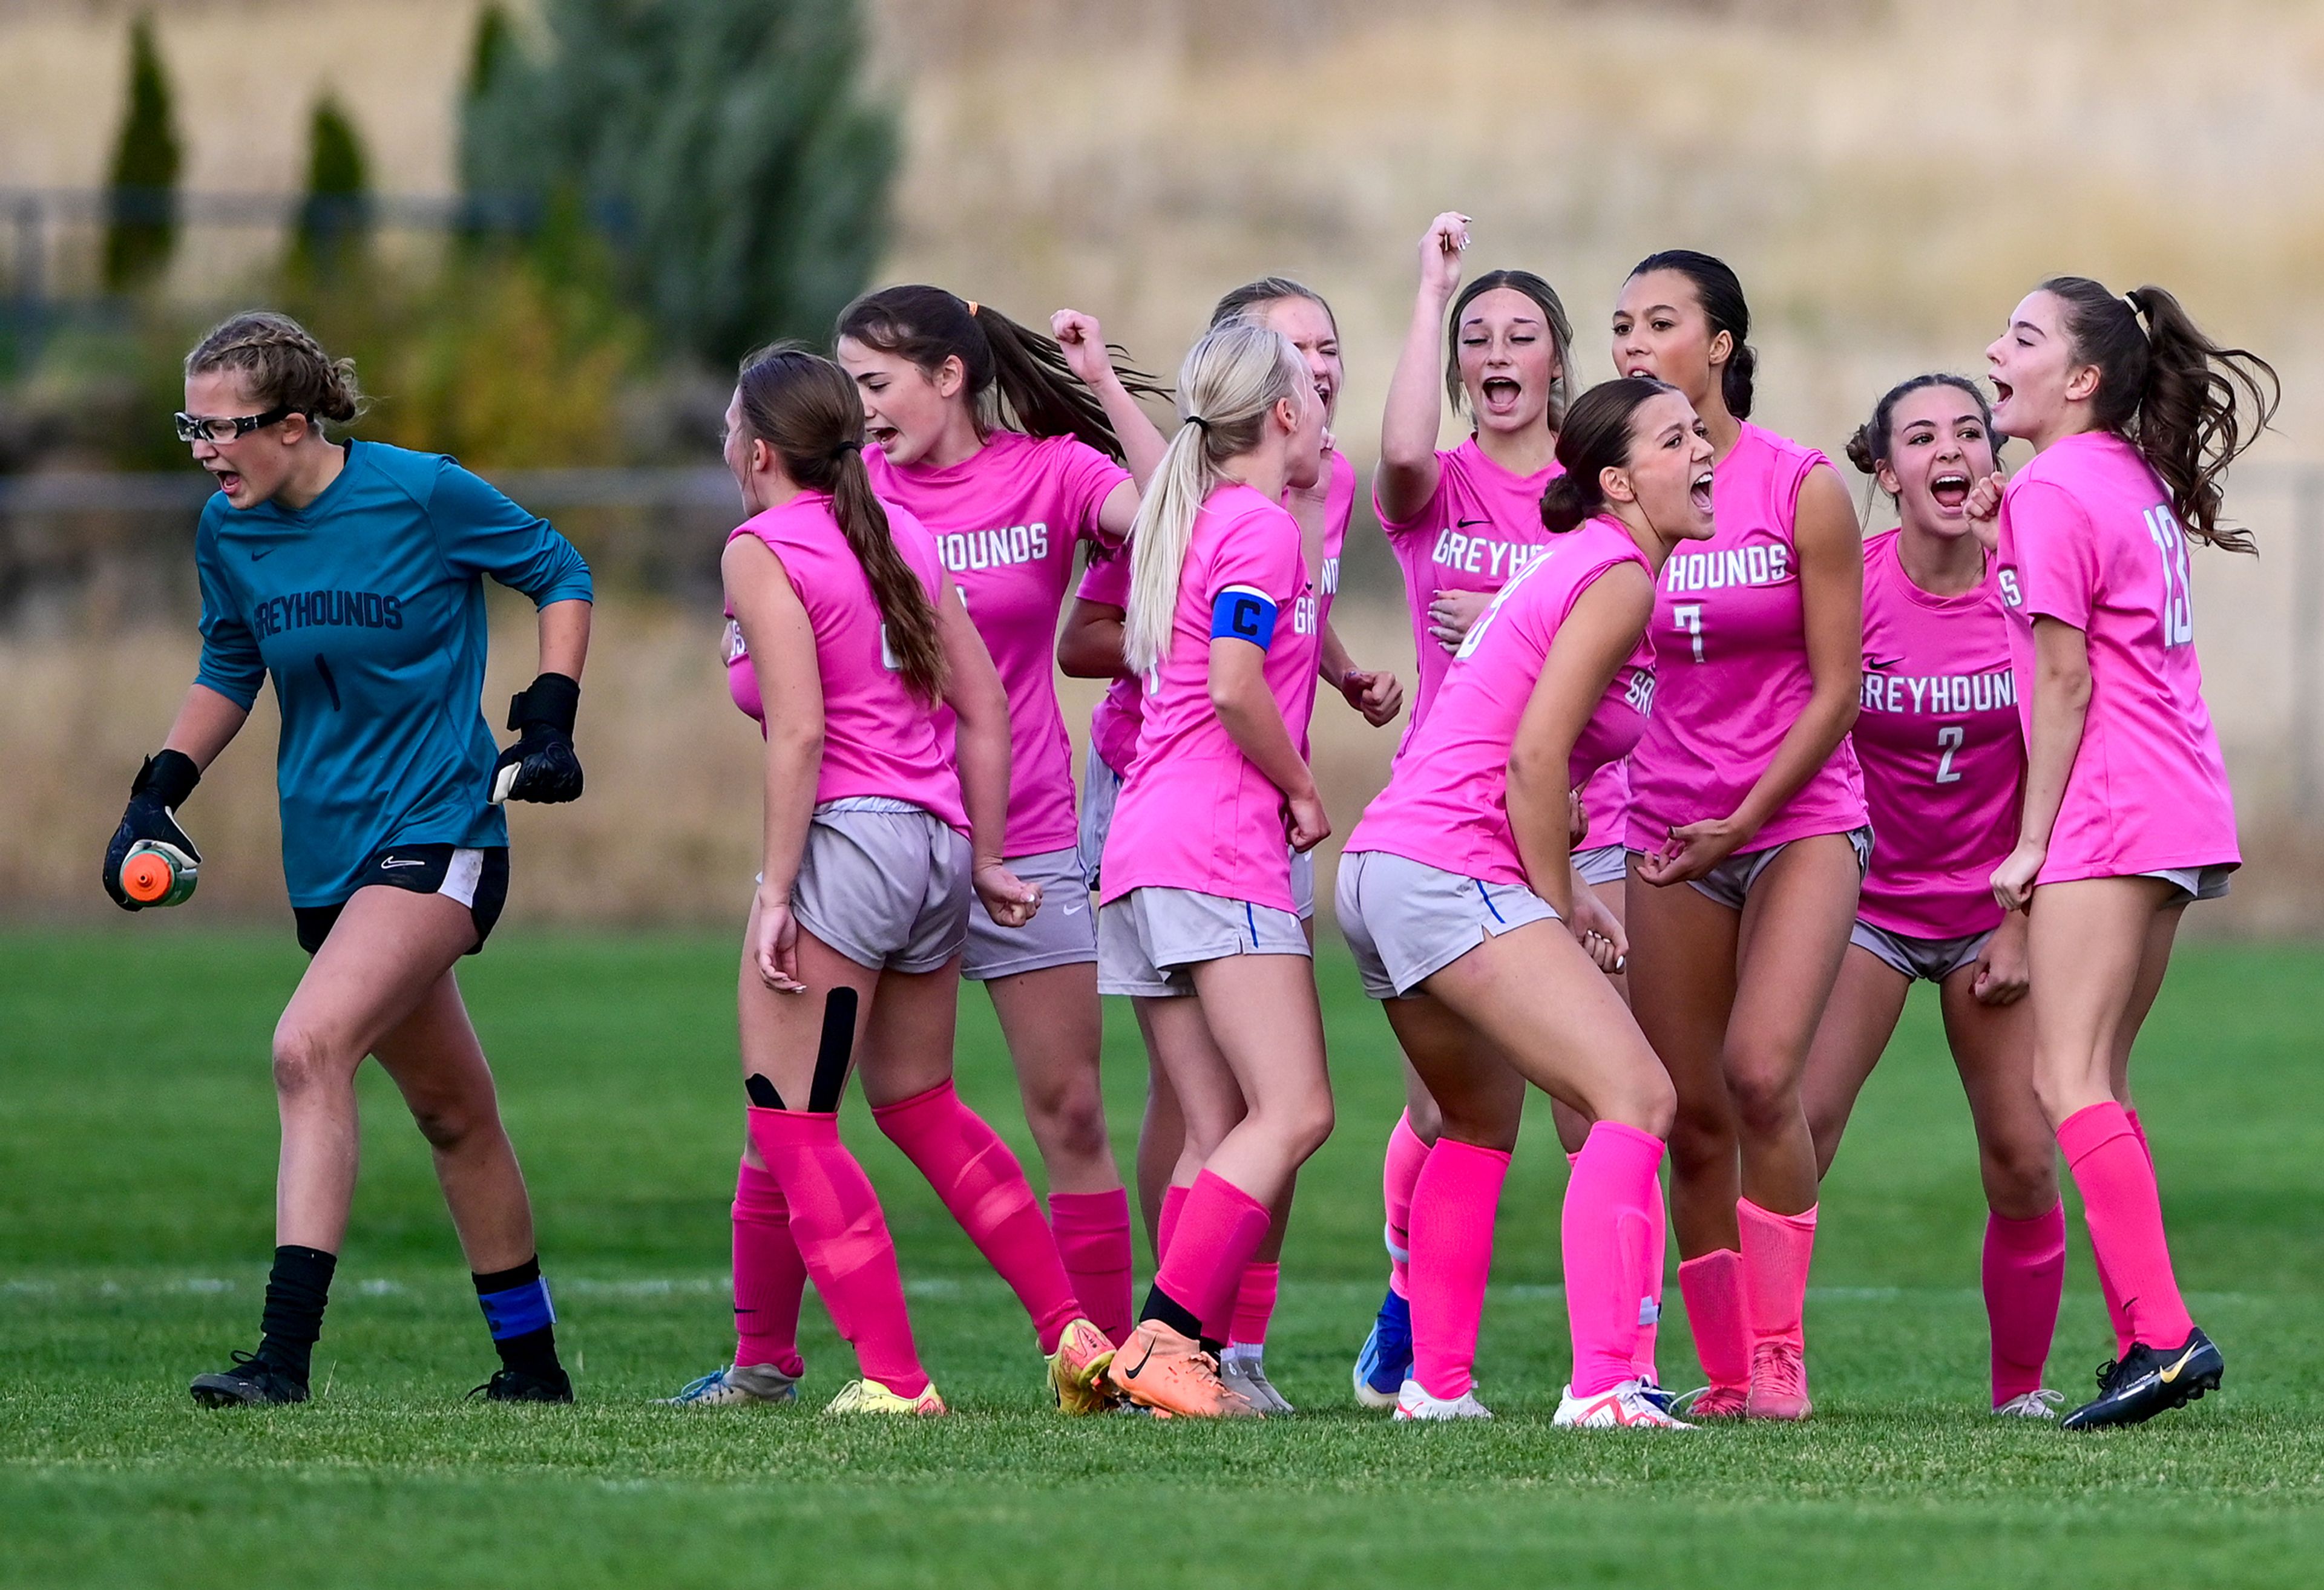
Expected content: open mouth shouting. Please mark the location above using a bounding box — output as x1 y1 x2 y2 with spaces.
1929 471 1972 513
1689 466 1714 514
1480 376 1523 418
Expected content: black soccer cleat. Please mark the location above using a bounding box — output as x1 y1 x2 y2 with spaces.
470 1366 575 1404
2060 1326 2222 1431
190 1350 310 1408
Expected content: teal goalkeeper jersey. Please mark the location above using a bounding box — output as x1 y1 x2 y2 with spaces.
193 440 592 906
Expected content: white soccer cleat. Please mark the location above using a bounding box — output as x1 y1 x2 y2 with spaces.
1392 1379 1494 1421
1993 1389 2066 1419
658 1361 801 1408
1219 1349 1296 1416
1554 1378 1698 1430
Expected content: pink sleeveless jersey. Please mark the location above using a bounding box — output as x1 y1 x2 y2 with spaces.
1098 483 1311 912
1626 422 1866 853
1348 516 1654 888
723 491 967 831
1374 437 1564 740
1995 430 2239 882
1083 450 1354 774
865 430 1130 856
1854 528 2021 940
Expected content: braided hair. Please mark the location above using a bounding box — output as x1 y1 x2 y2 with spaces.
183 311 363 426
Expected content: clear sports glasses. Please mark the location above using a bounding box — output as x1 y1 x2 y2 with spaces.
173 405 296 444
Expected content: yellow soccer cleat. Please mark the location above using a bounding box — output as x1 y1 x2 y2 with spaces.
822 1378 947 1416
1048 1317 1120 1416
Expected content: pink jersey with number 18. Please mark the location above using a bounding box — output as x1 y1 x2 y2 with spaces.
1626 421 1866 854
1098 483 1312 912
1995 430 2239 883
1347 515 1653 888
1853 528 2021 940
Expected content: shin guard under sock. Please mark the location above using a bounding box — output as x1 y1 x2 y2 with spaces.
2058 1102 2193 1350
1156 1182 1189 1264
1565 1124 1666 1398
1048 1188 1134 1344
1633 1176 1667 1383
1676 1249 1749 1395
1983 1203 2066 1405
1408 1138 1510 1401
1737 1197 1818 1354
1149 1170 1270 1353
732 1158 809 1375
1227 1261 1279 1351
473 1255 562 1379
1382 1111 1431 1300
257 1244 337 1382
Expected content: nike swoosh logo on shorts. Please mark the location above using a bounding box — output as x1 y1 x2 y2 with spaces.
1062 903 1085 917
379 857 424 869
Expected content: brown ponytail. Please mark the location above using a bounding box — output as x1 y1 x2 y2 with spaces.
836 285 1167 463
2042 276 2280 552
184 310 364 427
1538 376 1674 534
736 342 947 703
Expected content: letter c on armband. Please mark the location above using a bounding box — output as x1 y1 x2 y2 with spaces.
1211 585 1278 648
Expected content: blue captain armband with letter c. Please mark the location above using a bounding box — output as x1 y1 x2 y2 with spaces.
1211 584 1279 648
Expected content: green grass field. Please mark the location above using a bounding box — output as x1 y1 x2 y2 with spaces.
5 928 2322 1588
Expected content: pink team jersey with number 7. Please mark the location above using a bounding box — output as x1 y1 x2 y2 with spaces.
1626 422 1866 854
1994 430 2239 883
723 491 968 832
1853 528 2021 940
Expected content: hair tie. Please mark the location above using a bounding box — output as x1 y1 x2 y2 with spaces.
829 440 858 462
2122 291 2150 336
1185 414 1212 433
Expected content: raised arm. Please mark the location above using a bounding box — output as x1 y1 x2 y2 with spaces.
1052 309 1170 500
1374 212 1471 527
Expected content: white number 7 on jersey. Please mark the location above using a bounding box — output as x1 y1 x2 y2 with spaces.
1673 603 1705 662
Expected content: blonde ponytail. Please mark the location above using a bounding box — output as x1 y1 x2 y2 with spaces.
1123 322 1307 675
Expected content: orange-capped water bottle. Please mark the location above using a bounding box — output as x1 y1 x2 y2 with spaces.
121 840 199 907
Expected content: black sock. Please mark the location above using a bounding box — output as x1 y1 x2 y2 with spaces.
1138 1283 1204 1344
474 1256 564 1379
256 1245 337 1382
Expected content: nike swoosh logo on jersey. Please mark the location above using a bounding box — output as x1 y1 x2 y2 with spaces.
379 857 425 869
1455 518 1491 528
249 545 277 560
1864 655 1903 670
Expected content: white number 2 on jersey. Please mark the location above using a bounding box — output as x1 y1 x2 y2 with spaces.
1673 603 1705 662
1934 724 1964 785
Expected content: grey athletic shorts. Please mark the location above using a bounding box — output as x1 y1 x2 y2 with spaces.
1077 745 1123 892
1291 847 1317 921
2144 863 2235 908
1575 843 1629 888
1647 825 1874 912
1097 886 1310 998
966 845 1098 981
1335 849 1561 1000
1850 919 1992 984
789 798 969 974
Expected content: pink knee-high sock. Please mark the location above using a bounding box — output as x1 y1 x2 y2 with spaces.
1409 1138 1510 1401
1677 1249 1749 1393
1048 1189 1134 1344
731 1157 808 1376
1382 1112 1431 1299
1564 1123 1666 1398
1156 1182 1189 1263
1633 1176 1668 1384
1151 1170 1270 1339
1984 1203 2066 1405
2058 1102 2193 1349
1737 1197 1818 1353
744 1107 928 1397
2091 1107 2158 1357
871 1079 1081 1355
1228 1261 1279 1349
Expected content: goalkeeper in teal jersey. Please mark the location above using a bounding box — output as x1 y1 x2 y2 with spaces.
103 312 592 1407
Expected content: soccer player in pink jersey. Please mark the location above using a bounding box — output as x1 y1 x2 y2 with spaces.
1975 278 2276 1430
1059 277 1400 1413
1612 251 1867 1421
1339 377 1713 1427
1095 321 1336 1418
1356 212 1607 1407
822 287 1167 1350
691 345 1117 1417
1797 375 2064 1418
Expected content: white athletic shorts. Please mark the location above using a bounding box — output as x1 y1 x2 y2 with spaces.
1097 886 1309 999
1849 919 1992 984
1646 824 1875 912
1077 745 1124 892
1574 843 1629 888
2143 863 2235 908
1335 849 1560 1001
789 798 969 974
966 845 1098 981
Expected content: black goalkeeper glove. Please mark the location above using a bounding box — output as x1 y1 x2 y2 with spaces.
103 750 203 911
491 672 585 804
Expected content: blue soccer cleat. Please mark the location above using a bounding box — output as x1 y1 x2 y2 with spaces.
1354 1286 1413 1410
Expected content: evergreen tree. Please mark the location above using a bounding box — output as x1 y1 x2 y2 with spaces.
102 14 182 293
290 94 372 278
460 0 900 364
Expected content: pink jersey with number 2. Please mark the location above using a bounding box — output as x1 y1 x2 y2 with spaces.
1348 517 1653 888
865 429 1130 856
1853 528 2021 940
1626 422 1865 853
1995 430 2239 883
1099 483 1312 912
1376 437 1564 739
724 492 967 831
